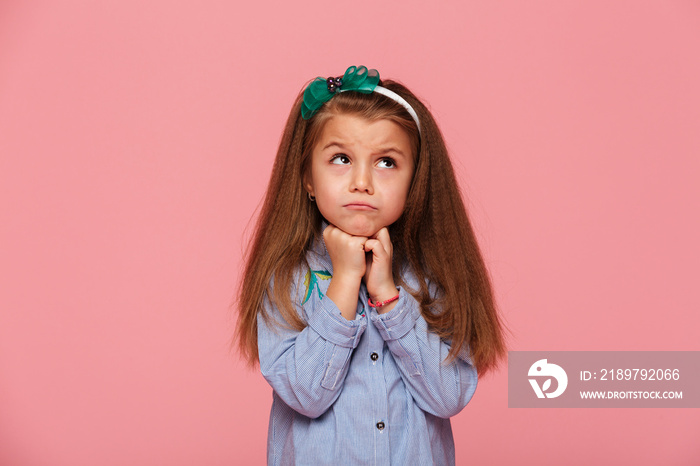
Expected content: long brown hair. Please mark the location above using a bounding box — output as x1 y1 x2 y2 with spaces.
234 78 506 375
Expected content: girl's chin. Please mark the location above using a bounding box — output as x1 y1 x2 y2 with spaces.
330 220 382 238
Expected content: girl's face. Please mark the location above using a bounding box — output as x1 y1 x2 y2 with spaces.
305 114 415 237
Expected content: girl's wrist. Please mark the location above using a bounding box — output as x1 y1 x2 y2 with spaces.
369 285 399 304
332 271 363 288
327 274 363 321
369 287 400 315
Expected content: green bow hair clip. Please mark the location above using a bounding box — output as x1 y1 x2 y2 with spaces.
301 65 380 120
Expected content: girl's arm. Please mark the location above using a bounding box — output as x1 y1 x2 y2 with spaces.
323 224 367 320
369 282 478 419
257 276 366 419
363 228 478 418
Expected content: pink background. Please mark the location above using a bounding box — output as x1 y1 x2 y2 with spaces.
1 1 698 464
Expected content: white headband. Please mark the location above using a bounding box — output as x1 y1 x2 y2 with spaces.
366 86 421 136
301 66 422 136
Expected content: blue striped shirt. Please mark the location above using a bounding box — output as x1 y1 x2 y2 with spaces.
257 234 478 465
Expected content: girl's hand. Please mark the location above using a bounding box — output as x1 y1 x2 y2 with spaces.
363 227 399 312
323 224 367 280
323 224 367 320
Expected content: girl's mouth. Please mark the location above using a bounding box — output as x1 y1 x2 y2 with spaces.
344 203 377 211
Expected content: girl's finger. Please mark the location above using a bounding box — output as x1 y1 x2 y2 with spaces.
364 238 377 251
373 228 393 256
363 239 387 260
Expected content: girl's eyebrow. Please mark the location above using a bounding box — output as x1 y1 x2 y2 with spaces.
372 147 406 158
320 142 346 151
320 141 407 159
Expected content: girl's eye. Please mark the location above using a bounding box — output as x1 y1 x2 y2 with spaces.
330 155 350 165
377 158 395 169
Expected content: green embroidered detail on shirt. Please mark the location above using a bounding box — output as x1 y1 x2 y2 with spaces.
302 269 332 304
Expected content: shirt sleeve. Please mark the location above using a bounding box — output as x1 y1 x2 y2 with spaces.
257 278 366 419
369 285 478 419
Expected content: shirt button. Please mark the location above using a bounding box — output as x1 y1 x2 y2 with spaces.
370 352 379 361
376 421 385 431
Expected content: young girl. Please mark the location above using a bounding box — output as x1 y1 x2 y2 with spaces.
236 65 506 465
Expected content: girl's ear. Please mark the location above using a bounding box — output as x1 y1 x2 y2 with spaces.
303 172 315 197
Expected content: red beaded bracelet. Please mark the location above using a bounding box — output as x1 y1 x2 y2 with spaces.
368 293 400 308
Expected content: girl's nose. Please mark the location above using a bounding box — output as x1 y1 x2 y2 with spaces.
350 164 373 195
